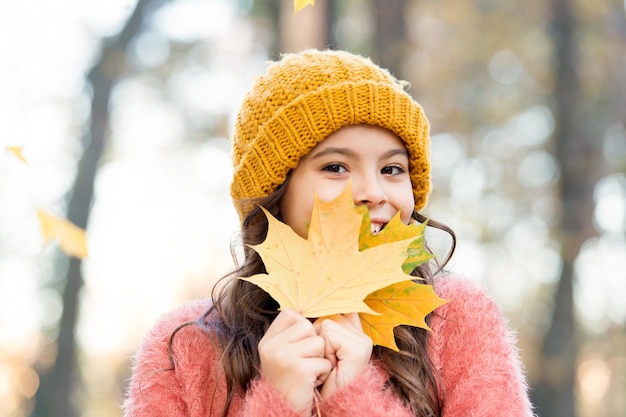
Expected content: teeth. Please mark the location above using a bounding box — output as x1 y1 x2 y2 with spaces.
371 223 382 235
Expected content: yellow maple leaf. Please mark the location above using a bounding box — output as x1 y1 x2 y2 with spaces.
294 0 314 15
37 209 89 259
242 184 416 318
360 280 449 351
5 146 28 164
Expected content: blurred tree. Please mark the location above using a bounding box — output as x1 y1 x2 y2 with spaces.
531 0 598 415
248 0 332 56
31 1 163 416
371 0 408 77
279 0 329 52
533 0 619 416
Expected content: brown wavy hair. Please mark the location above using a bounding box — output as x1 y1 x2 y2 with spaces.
180 175 456 417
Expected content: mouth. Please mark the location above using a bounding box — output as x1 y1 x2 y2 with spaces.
370 221 388 236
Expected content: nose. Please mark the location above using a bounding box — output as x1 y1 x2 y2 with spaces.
352 174 387 208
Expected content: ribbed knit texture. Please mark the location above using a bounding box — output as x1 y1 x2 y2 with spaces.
231 49 431 223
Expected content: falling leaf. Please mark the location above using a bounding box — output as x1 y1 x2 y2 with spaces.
360 280 449 351
37 209 89 259
294 0 314 15
358 209 435 274
242 184 416 318
5 146 28 164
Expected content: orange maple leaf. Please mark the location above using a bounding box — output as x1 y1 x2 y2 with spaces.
37 209 89 259
361 281 448 351
357 206 447 350
242 184 415 318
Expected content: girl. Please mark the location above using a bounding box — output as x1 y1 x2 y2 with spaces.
123 49 535 417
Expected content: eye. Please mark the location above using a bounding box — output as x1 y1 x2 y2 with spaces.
381 165 405 175
322 163 347 174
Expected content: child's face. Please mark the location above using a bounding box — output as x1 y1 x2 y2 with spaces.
280 124 415 238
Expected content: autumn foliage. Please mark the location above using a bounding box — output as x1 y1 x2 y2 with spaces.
242 184 448 351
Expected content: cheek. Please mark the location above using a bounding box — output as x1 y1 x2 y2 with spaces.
283 184 346 238
401 206 414 225
313 180 352 204
315 188 344 203
398 186 416 224
281 192 314 238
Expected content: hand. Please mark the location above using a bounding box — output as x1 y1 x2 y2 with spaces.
314 313 373 399
258 309 333 415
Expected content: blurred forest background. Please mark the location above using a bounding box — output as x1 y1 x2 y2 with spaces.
1 0 625 416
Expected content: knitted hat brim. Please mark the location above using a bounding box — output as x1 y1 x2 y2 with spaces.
231 79 430 221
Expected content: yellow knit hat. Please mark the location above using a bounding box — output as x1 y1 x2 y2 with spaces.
231 49 431 223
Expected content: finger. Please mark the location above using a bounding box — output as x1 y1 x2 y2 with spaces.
260 332 327 373
316 316 355 340
260 333 325 366
325 347 338 369
288 335 326 359
312 315 335 333
264 309 315 340
343 312 363 331
317 319 372 362
308 357 333 384
327 313 363 333
314 313 362 335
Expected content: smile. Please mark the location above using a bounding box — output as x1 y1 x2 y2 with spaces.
370 222 388 235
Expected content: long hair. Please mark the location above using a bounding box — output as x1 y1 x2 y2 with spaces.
198 176 456 417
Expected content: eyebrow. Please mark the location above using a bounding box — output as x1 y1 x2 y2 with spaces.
309 147 409 161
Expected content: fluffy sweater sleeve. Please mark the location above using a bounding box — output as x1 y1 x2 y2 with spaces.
430 276 535 417
317 362 413 417
122 300 304 417
122 301 413 417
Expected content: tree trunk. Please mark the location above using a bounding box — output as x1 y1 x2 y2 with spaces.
277 0 329 53
371 0 408 77
531 0 597 415
31 1 157 416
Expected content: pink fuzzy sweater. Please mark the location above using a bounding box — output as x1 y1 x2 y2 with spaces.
123 276 535 417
